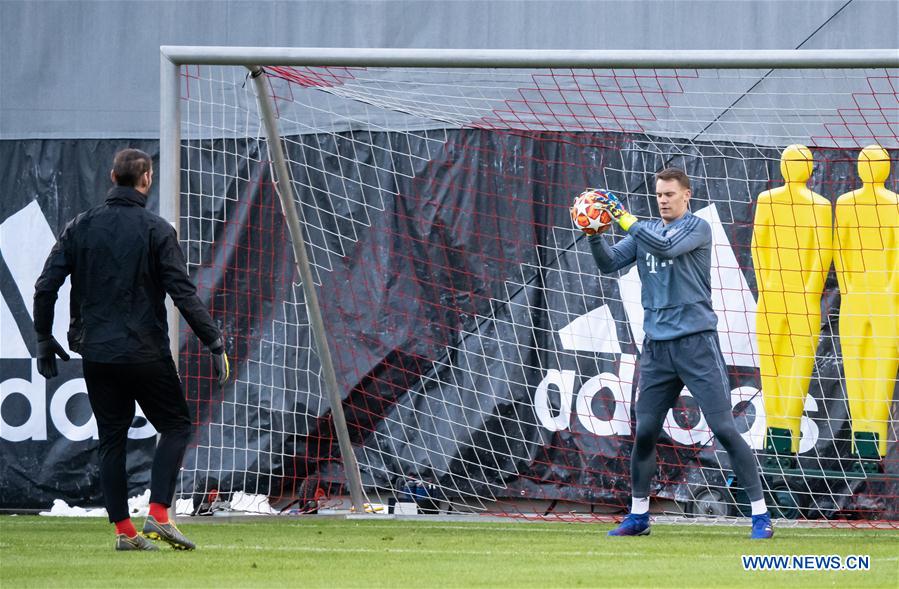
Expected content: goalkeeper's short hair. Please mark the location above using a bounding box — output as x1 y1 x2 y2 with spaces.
655 167 691 190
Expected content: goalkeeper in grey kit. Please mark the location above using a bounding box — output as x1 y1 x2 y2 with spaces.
583 168 773 539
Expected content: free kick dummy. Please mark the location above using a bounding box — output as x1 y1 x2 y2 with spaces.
752 145 832 462
834 145 899 468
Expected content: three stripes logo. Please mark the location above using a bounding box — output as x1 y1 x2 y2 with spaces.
0 201 155 442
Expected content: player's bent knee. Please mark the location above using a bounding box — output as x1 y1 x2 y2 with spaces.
633 420 663 457
706 414 746 450
158 420 193 438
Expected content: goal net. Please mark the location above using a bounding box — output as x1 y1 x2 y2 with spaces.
163 49 899 524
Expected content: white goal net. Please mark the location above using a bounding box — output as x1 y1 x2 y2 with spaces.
162 49 899 524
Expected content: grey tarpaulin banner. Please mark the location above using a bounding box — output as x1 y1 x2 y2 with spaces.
2 135 897 518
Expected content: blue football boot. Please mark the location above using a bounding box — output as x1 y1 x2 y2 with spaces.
750 513 774 539
608 513 650 536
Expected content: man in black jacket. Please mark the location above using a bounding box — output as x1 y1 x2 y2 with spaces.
33 148 229 551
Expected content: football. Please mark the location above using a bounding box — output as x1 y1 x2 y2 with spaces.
570 190 612 235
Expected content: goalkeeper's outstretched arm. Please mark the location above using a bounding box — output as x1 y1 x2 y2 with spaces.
593 188 709 259
588 233 637 273
627 215 710 258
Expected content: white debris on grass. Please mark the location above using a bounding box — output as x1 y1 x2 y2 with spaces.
39 490 151 518
39 500 104 517
228 491 278 514
39 491 278 516
175 497 195 515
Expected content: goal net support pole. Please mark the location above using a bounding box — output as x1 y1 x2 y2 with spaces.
247 65 366 513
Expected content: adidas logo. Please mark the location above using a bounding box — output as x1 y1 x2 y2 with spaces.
533 205 821 451
2 201 819 448
1 202 156 442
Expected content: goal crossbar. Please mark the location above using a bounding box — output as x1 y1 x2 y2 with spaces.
160 46 899 68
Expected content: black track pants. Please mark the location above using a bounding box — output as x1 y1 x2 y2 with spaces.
83 357 192 523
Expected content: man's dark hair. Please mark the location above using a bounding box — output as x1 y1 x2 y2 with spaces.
655 167 691 190
112 149 152 187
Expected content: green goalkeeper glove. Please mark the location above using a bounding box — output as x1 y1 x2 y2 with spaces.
209 338 230 385
593 189 638 231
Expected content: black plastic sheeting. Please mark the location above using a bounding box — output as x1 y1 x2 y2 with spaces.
2 134 897 518
0 139 160 509
175 129 898 518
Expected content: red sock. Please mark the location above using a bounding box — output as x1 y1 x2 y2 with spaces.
149 502 170 524
114 518 137 538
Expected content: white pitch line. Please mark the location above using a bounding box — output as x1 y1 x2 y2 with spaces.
280 522 899 539
284 523 601 534
201 544 646 557
197 544 899 561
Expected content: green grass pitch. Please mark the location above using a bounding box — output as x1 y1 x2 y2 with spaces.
2 516 897 588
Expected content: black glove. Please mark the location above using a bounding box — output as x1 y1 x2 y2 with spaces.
208 338 230 385
36 335 70 379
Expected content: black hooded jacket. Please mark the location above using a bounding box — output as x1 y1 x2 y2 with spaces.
33 185 221 363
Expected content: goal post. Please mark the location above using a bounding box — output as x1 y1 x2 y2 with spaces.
160 47 899 523
248 65 366 513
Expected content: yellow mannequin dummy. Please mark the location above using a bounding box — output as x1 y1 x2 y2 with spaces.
834 145 899 462
752 145 833 457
